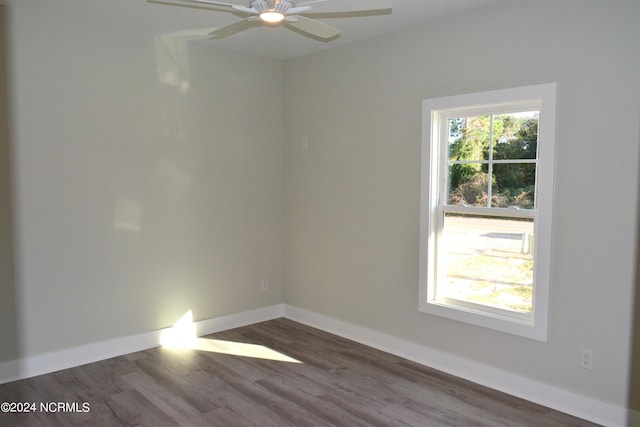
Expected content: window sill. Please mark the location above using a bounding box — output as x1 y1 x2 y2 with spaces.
419 298 547 342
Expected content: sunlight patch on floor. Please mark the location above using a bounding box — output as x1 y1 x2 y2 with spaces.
189 337 302 363
159 310 302 363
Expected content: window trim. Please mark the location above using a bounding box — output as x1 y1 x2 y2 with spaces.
418 83 557 341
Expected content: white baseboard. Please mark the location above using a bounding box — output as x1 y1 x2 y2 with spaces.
0 304 284 385
283 304 627 427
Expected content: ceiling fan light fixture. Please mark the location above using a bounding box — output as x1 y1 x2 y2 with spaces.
259 10 285 23
156 0 385 40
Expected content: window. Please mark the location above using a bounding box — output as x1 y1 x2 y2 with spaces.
419 84 557 341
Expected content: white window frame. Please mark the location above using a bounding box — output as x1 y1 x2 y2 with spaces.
418 83 557 341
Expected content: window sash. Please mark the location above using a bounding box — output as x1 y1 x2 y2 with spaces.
433 204 537 323
441 111 540 210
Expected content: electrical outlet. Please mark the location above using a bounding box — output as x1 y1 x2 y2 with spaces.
261 279 269 291
579 348 593 370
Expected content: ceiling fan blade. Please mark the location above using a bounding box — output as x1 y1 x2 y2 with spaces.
284 16 340 40
147 0 238 12
209 19 260 39
231 4 259 14
297 0 392 14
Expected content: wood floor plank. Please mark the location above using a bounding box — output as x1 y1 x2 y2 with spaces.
317 391 411 427
203 405 255 427
120 371 213 427
210 387 292 427
0 318 599 427
215 371 335 427
133 351 224 414
107 389 179 427
254 375 373 427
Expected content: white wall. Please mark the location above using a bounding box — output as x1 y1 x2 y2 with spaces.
7 2 284 359
284 0 640 408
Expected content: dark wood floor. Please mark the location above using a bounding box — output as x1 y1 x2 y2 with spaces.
0 318 598 426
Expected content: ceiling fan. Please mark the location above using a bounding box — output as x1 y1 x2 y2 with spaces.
148 0 393 41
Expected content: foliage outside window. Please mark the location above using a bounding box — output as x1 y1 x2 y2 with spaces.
419 84 557 341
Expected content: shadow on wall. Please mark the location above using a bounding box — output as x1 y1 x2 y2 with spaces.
0 4 21 377
629 121 640 427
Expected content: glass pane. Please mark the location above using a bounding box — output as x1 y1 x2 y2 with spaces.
441 212 534 313
491 163 537 209
448 116 491 161
448 163 489 206
492 112 539 160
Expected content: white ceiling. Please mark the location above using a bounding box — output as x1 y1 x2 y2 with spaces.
10 0 505 60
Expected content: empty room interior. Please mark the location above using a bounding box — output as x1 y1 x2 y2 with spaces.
1 0 640 425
